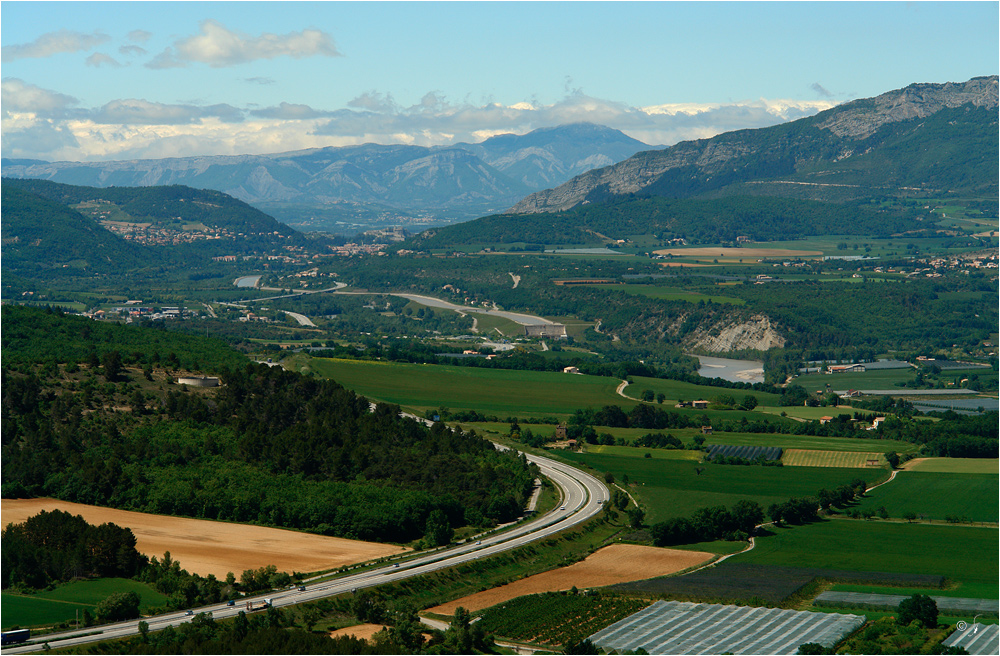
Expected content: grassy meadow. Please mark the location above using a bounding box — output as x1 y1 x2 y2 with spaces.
737 520 998 600
856 471 998 523
309 357 631 418
1 578 168 630
554 449 881 524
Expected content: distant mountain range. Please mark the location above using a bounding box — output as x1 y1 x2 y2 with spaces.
510 77 998 213
1 123 650 232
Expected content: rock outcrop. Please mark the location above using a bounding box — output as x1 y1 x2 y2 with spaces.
684 314 786 353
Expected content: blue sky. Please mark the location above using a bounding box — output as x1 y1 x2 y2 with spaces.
2 1 997 161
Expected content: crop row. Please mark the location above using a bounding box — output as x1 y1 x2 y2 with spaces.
609 562 945 606
475 591 649 646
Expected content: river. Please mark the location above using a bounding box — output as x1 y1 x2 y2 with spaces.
234 275 262 288
694 355 765 384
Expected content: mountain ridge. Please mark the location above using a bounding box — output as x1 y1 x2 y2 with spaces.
509 77 999 214
1 123 649 228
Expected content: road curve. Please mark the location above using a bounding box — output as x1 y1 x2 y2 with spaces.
4 449 608 654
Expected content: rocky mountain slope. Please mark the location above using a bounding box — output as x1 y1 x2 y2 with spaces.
510 77 998 214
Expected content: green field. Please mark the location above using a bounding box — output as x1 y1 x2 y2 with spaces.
857 471 998 523
907 458 999 474
555 450 881 524
737 520 999 599
310 357 631 418
698 431 917 454
793 368 917 390
1 578 169 630
627 376 783 406
783 450 888 468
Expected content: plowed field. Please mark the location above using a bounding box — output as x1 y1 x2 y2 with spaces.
2 498 408 578
425 544 713 615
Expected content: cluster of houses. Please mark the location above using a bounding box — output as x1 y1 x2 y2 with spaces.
84 304 197 322
100 220 246 246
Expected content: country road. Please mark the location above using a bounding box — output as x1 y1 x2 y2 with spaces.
4 445 608 654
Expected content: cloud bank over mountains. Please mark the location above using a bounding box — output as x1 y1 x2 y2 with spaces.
1 23 836 161
2 77 835 162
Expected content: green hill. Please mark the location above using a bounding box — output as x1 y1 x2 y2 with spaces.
1 184 147 275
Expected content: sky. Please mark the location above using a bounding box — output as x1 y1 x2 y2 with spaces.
2 1 997 162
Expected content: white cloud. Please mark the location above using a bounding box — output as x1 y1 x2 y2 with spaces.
127 30 153 44
1 86 840 161
119 45 148 58
146 20 341 68
2 29 110 62
1 78 79 118
91 99 245 125
86 53 123 68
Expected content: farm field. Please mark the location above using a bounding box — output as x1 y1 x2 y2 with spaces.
855 471 998 523
793 368 917 390
904 458 999 474
702 430 918 453
783 449 888 468
737 520 999 600
754 405 858 421
424 544 712 616
309 358 630 418
653 246 824 258
1 579 168 630
474 592 650 648
555 451 880 524
627 376 783 406
1 499 408 580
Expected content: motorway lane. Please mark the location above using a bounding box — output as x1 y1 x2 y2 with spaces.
3 450 608 654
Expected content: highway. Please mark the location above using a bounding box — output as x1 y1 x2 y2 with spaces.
3 449 608 654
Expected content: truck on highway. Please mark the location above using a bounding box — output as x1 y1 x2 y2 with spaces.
1 629 31 645
245 599 272 612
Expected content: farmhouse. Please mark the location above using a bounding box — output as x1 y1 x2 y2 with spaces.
819 416 834 424
563 366 581 374
827 364 866 373
692 400 709 409
701 426 713 435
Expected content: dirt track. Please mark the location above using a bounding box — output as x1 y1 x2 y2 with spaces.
425 544 713 615
2 498 408 579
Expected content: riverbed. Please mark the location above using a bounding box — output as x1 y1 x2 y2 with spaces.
694 355 765 384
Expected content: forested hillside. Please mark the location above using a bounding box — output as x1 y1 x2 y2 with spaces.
1 184 148 276
414 195 925 248
2 306 536 542
3 178 302 242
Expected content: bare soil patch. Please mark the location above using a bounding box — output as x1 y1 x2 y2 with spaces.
425 544 712 615
329 624 389 641
654 247 823 258
2 498 407 579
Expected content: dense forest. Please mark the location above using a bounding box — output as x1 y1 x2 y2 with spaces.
1 184 149 276
2 179 301 241
414 195 926 248
2 306 537 543
2 510 147 589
